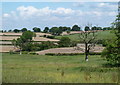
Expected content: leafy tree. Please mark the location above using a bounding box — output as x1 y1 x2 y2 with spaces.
102 10 120 66
13 29 20 33
71 25 81 31
91 26 97 30
43 27 49 33
58 37 71 47
21 28 27 32
8 30 12 32
59 26 71 31
12 31 35 54
85 26 90 31
103 27 112 31
33 27 41 32
49 27 62 35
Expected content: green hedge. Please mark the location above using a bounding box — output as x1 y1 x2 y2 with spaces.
45 52 101 56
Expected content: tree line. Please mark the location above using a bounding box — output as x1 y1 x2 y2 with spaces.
1 25 113 35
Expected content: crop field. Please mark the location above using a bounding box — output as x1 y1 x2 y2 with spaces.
33 37 59 42
0 36 19 41
0 46 15 52
2 53 118 83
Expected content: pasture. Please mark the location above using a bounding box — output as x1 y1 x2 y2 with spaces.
55 30 116 41
2 53 118 83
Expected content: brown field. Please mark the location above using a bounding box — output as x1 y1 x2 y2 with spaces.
33 37 59 42
0 41 12 44
36 46 104 55
0 32 22 36
0 45 16 52
0 32 52 36
0 36 19 40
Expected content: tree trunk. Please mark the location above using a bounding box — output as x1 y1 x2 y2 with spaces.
85 43 88 61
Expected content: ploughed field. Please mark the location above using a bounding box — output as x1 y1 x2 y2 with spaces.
36 46 104 55
2 53 118 83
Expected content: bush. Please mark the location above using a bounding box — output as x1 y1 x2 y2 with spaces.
29 52 38 55
22 51 28 54
46 36 55 39
58 37 71 47
45 52 101 56
9 50 14 54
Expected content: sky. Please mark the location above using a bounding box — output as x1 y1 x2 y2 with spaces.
1 2 118 30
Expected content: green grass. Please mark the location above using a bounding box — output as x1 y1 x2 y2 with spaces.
55 30 116 41
2 53 118 83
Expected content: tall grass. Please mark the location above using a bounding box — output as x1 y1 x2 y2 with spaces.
2 53 118 83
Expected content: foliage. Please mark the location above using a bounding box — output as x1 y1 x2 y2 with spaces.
45 52 101 56
103 27 113 31
21 28 27 32
91 26 102 30
58 37 71 47
71 25 81 31
13 29 20 33
102 13 120 66
12 31 35 51
43 27 49 33
49 27 62 35
33 27 41 32
85 26 90 31
79 29 97 61
46 35 55 39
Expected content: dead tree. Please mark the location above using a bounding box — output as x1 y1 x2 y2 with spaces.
79 30 97 61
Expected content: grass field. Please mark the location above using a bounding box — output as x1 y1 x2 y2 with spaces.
2 53 118 83
55 30 116 41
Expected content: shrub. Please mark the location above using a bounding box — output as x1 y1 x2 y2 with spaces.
58 37 71 47
29 52 38 55
45 52 101 56
46 36 55 39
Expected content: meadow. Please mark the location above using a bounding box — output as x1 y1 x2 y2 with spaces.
2 53 118 83
55 30 116 42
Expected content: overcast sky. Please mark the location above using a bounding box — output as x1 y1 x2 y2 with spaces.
1 2 118 30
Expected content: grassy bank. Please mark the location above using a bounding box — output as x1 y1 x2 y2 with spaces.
2 53 118 83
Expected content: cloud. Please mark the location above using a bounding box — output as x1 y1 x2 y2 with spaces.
3 13 10 17
2 5 117 30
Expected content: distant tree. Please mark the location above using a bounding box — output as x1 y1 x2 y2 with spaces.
58 37 71 47
91 26 97 30
103 27 112 31
85 26 90 31
43 27 49 33
8 30 12 32
49 27 62 35
79 26 97 61
0 30 3 33
33 27 41 32
13 29 20 33
21 28 27 32
71 25 81 31
59 26 71 31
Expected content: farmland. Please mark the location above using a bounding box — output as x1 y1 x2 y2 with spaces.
2 53 118 83
0 32 59 52
55 30 116 41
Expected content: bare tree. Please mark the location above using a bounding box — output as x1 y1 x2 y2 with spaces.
79 27 97 61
